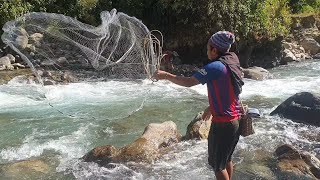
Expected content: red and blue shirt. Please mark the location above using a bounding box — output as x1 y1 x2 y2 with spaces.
193 60 241 123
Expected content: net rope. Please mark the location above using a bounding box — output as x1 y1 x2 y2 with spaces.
1 9 165 120
1 9 163 83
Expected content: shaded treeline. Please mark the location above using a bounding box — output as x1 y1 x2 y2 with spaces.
0 0 319 67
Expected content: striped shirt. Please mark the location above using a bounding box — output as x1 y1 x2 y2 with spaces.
193 60 241 122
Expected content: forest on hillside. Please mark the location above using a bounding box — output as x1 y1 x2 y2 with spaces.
0 0 319 66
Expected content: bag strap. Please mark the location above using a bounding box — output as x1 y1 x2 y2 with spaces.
239 99 247 115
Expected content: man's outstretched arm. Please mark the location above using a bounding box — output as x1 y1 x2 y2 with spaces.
153 70 200 87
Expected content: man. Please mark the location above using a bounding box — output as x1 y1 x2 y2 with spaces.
154 31 241 180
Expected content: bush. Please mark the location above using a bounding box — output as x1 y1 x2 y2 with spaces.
0 0 32 30
290 0 320 13
255 0 292 38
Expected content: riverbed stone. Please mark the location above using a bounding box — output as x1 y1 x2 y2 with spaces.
83 121 182 165
270 92 320 127
1 159 50 179
183 112 211 140
275 144 320 179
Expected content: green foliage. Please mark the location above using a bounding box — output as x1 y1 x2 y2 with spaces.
0 0 297 49
256 0 292 38
0 0 32 30
289 0 320 13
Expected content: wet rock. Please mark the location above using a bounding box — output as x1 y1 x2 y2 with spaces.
82 145 119 164
275 144 320 179
43 79 55 86
242 66 271 80
83 121 182 165
1 159 50 179
270 92 320 127
313 53 320 59
245 163 276 180
183 112 211 140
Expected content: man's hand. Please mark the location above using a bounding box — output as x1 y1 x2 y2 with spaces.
153 70 170 80
202 106 212 121
153 70 200 87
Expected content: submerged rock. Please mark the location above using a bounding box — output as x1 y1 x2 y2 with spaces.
0 159 51 179
83 121 182 165
270 92 320 127
275 144 320 179
183 112 211 140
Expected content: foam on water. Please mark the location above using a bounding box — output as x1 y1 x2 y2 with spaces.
0 123 92 162
0 79 200 111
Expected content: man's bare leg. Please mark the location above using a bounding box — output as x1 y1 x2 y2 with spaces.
215 169 229 180
226 161 234 180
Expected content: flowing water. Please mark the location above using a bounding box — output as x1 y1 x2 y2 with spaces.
0 60 320 179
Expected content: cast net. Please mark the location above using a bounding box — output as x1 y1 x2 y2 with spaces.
1 9 162 83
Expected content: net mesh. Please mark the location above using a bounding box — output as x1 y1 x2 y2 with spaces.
1 9 161 83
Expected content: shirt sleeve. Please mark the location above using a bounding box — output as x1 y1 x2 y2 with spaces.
192 61 226 85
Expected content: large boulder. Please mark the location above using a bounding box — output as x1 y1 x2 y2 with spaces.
83 121 182 165
270 92 320 126
242 66 271 80
183 112 211 140
299 38 320 55
275 144 320 179
14 35 29 49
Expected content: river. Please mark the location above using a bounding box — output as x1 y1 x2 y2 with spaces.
0 60 319 179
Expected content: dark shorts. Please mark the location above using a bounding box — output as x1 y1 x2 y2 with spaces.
208 119 240 172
